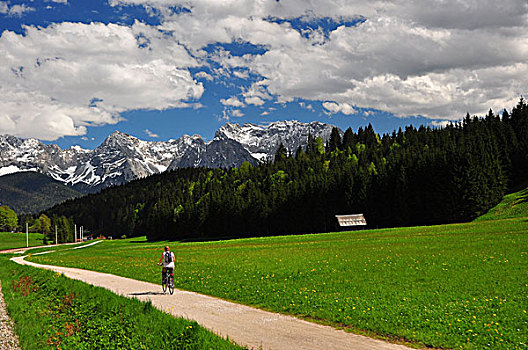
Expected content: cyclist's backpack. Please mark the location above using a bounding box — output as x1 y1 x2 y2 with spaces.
164 251 173 264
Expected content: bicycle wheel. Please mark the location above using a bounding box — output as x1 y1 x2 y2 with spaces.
168 278 174 295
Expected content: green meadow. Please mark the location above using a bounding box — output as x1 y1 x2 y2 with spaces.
0 231 44 250
0 255 243 349
29 216 528 349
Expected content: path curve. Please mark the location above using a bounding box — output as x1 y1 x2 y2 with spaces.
0 241 87 255
12 256 412 350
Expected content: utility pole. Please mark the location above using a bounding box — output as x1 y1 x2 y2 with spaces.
55 225 58 245
75 224 77 243
26 222 28 248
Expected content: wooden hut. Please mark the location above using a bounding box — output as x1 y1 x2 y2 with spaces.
335 214 367 230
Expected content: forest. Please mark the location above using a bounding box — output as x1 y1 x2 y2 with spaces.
43 98 528 242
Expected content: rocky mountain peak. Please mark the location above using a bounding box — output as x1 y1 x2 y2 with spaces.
0 121 340 192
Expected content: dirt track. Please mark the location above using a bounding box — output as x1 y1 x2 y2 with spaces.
12 256 412 350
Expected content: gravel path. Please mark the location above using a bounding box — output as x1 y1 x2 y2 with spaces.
12 256 413 350
0 242 81 255
0 281 21 350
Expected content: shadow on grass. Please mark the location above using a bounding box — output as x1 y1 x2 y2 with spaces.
517 193 528 204
128 291 167 296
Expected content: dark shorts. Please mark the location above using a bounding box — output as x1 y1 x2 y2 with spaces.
162 267 174 281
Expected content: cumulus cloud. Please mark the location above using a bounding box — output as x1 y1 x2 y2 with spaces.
299 102 314 111
1 3 35 17
194 71 213 81
221 108 244 120
231 109 244 117
242 81 273 104
0 21 203 140
233 70 249 79
220 96 245 107
245 96 265 106
142 0 527 120
2 0 528 140
323 102 357 115
145 129 159 137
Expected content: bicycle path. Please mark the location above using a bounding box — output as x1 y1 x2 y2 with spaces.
12 256 412 350
0 240 99 255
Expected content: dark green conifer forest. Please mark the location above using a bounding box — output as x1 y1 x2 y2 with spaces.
45 99 528 241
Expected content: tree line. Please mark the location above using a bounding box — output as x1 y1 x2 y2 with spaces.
43 98 528 242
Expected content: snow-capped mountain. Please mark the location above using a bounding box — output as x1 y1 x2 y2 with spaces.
0 121 338 192
216 120 337 161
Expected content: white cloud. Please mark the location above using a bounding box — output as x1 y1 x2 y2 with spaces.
144 0 527 120
261 106 276 116
0 21 203 140
2 0 528 141
145 129 159 137
299 102 314 111
323 102 357 115
221 108 244 120
242 80 272 103
245 96 265 106
220 96 245 107
195 71 213 81
431 120 452 128
233 70 249 79
231 109 244 117
2 3 35 17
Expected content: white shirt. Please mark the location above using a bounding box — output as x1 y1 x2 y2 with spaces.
162 251 175 269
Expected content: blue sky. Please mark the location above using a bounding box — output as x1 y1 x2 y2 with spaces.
1 0 526 149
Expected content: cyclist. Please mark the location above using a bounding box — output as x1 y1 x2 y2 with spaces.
157 246 175 287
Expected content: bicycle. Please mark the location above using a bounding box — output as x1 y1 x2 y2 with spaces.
159 264 174 295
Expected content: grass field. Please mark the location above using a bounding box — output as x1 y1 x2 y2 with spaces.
0 232 44 250
28 217 528 349
0 255 243 349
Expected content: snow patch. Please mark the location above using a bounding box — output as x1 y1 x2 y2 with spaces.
0 165 37 176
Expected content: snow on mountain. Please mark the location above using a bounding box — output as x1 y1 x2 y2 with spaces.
0 121 339 192
215 120 336 161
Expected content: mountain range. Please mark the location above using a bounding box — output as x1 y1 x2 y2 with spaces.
0 121 337 194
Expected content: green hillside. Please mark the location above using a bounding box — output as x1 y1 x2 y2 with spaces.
476 183 528 221
0 172 83 214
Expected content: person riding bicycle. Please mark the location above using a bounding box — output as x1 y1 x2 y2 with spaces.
158 246 175 287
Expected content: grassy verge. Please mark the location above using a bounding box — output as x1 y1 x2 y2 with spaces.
0 255 243 349
29 218 528 349
0 232 44 250
476 184 528 221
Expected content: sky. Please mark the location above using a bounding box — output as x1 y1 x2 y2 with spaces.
0 0 527 149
